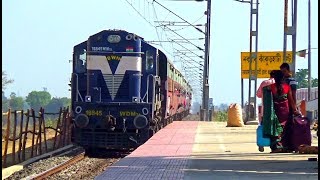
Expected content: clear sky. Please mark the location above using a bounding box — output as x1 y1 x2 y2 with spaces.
3 0 318 106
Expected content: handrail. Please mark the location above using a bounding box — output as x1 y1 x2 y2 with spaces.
142 74 154 103
74 73 83 102
74 73 79 102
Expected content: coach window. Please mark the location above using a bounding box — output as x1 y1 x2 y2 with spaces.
146 51 154 72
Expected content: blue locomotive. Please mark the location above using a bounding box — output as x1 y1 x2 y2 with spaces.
70 29 192 150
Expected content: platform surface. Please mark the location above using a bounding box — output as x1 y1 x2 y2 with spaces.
95 121 318 180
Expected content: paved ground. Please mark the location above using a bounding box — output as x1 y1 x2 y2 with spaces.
185 122 318 180
95 121 318 180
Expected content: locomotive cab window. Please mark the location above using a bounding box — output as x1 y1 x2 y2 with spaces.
146 51 154 72
75 49 87 73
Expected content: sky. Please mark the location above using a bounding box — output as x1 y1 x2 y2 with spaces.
2 0 318 106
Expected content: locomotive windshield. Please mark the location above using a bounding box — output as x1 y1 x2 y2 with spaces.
75 49 86 73
146 51 154 72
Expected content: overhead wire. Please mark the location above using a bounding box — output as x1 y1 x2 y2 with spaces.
125 0 203 93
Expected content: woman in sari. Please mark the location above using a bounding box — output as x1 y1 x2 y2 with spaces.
269 70 300 153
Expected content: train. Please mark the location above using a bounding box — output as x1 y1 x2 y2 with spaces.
70 29 192 150
296 87 318 102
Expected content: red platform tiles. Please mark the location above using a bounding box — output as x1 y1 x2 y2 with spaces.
95 121 199 180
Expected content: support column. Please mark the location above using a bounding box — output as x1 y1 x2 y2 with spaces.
246 0 259 123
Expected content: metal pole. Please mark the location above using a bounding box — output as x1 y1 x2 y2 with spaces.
202 0 211 121
241 78 244 108
253 0 259 121
283 0 288 63
246 0 253 122
308 0 311 100
291 0 297 77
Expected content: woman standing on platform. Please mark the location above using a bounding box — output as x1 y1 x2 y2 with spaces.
262 70 300 153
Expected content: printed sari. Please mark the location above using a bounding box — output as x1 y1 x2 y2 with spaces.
262 86 283 151
263 83 293 152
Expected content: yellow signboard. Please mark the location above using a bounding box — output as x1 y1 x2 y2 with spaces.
241 51 294 79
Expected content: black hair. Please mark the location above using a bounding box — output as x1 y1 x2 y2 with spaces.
273 70 284 95
280 63 290 71
270 70 276 78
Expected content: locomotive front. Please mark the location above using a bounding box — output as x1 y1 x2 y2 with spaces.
71 30 152 149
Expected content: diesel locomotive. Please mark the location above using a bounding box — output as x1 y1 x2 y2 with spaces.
70 29 192 150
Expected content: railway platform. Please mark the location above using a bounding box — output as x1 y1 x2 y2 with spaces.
95 120 318 180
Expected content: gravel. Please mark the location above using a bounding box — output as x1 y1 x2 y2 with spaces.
47 156 120 180
3 147 122 180
5 156 73 180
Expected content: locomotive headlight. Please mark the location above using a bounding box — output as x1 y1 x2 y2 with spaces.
107 35 121 43
75 114 89 128
133 115 148 129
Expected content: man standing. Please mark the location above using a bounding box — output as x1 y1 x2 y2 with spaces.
280 62 298 152
256 70 276 123
280 63 298 103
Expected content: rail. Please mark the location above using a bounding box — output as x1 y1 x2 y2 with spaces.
26 151 85 180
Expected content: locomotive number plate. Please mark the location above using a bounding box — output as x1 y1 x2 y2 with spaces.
85 110 103 116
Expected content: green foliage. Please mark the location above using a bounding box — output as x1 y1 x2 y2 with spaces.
2 71 14 91
295 69 318 88
9 92 25 110
26 90 52 111
2 92 9 112
45 98 62 113
312 78 318 87
45 97 71 113
296 69 308 88
45 118 58 128
60 97 71 107
213 110 228 122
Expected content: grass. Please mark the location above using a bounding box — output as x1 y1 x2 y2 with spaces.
213 111 228 122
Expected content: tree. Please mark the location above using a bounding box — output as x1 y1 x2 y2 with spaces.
9 92 25 110
45 97 71 113
295 69 318 88
60 97 71 107
295 69 308 88
2 71 14 91
2 92 9 112
23 101 30 110
312 78 318 87
26 90 52 111
45 98 62 113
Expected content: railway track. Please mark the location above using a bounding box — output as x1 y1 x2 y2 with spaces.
24 151 85 180
5 116 193 180
5 146 126 180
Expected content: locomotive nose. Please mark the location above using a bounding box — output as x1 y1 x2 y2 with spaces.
75 114 89 128
133 115 148 129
